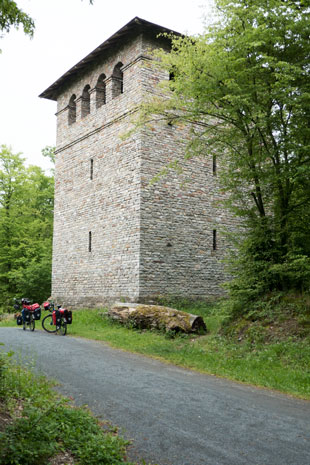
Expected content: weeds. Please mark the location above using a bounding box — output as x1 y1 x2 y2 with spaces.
0 351 134 465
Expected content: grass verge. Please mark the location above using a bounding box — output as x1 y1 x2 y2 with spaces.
0 348 135 465
67 300 310 400
1 296 310 400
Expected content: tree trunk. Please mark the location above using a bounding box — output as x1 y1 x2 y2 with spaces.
108 303 207 334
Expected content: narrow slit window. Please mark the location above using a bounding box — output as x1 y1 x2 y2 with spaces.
213 229 217 250
90 159 93 180
212 154 217 175
89 231 92 252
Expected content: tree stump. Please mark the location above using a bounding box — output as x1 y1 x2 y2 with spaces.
108 303 207 334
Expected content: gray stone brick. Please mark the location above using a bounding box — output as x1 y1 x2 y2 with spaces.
40 18 237 307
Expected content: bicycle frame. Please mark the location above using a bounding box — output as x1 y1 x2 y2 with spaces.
42 301 68 336
14 298 41 331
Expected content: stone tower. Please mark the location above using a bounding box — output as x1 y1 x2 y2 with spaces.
40 17 235 307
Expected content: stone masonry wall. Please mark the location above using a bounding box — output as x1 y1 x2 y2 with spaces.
139 124 235 299
52 35 146 306
52 30 237 307
136 35 238 300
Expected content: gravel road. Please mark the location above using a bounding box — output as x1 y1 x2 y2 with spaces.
0 327 309 465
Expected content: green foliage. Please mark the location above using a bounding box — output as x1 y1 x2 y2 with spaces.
224 227 310 311
221 291 310 343
0 352 133 465
41 145 55 167
135 0 310 308
2 404 131 465
0 145 54 307
0 0 35 38
0 0 94 44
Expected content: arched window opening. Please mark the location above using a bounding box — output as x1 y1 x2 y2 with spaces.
68 94 76 125
169 71 175 81
169 68 176 92
112 62 123 98
81 85 91 118
96 74 106 108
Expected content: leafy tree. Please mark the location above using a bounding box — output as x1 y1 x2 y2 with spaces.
0 0 93 43
0 145 54 308
41 145 55 165
0 0 34 39
136 0 310 304
0 145 25 300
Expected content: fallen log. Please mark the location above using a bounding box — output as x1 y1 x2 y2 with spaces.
108 303 207 334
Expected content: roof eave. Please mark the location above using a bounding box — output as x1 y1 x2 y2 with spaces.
39 16 180 101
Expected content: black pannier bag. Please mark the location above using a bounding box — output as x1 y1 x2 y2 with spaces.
22 308 30 322
64 309 72 324
33 308 41 320
59 308 72 324
16 315 23 326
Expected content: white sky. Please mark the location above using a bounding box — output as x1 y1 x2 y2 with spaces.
0 0 214 172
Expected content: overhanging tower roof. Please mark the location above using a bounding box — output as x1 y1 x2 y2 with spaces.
39 16 180 101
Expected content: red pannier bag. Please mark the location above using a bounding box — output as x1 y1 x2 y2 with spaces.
43 301 51 310
30 303 40 311
30 303 41 320
52 310 61 326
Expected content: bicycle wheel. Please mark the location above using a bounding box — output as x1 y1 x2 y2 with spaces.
57 319 67 336
30 316 35 331
42 314 57 333
23 319 35 331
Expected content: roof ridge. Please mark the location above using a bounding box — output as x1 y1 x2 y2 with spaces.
39 17 180 101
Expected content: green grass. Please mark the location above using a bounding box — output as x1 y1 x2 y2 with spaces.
0 314 16 327
1 301 310 400
68 305 310 400
0 349 135 465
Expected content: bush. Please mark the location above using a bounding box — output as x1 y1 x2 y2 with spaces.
225 222 310 320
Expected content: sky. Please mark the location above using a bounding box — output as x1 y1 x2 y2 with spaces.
0 0 214 172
